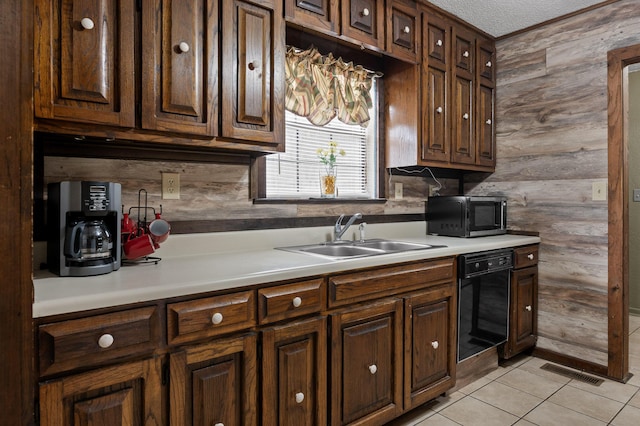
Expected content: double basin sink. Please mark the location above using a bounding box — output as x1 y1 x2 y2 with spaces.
277 239 446 260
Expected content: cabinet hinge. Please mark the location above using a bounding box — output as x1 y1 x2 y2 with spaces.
162 362 170 386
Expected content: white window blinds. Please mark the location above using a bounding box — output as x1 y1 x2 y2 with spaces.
265 107 377 198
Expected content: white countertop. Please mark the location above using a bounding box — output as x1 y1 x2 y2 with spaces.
33 223 540 318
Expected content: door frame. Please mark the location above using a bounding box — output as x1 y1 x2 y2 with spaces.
607 43 640 381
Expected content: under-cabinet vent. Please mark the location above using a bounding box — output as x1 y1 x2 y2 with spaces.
540 363 604 386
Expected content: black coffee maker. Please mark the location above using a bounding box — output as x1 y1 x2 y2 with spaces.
48 181 121 276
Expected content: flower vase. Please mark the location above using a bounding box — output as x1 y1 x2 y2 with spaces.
320 165 337 198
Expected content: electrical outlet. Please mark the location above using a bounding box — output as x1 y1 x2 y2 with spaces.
162 172 180 200
428 185 438 197
592 181 606 201
394 182 403 199
634 189 640 202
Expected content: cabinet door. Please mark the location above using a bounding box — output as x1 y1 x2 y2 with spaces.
169 333 258 426
330 299 403 426
141 0 219 136
505 266 538 358
34 0 135 126
476 84 495 168
341 0 385 50
262 316 327 426
39 357 162 426
221 0 285 148
404 287 456 410
420 14 449 164
450 25 475 165
386 0 420 63
284 0 340 35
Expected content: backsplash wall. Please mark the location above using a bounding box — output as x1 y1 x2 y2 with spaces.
43 156 452 224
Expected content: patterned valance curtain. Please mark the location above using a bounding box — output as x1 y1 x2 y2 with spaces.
284 46 378 127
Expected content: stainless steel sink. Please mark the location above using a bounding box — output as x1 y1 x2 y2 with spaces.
276 239 446 260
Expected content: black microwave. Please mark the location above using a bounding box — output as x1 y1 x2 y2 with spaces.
426 196 507 237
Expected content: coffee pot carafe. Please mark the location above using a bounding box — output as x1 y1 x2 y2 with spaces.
64 220 113 261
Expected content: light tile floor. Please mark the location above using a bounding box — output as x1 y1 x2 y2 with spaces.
389 315 640 426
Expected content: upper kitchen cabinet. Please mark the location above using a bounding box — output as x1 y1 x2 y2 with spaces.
34 0 285 154
221 0 285 145
386 0 420 63
341 0 385 51
141 0 219 136
34 0 136 127
285 0 340 37
385 7 496 173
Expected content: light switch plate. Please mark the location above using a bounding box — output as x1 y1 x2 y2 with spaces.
592 181 607 201
394 182 403 199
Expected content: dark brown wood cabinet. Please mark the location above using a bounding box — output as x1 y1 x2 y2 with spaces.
501 245 539 359
420 14 449 163
221 0 285 146
403 286 456 410
169 333 258 426
284 0 340 36
341 0 385 50
386 0 420 63
39 357 163 426
141 0 219 136
330 299 404 426
450 25 476 166
386 7 496 172
262 316 328 426
34 0 136 127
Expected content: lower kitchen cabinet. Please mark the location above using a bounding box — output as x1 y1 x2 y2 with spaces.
168 333 258 426
403 286 456 410
330 298 404 426
39 357 163 426
261 316 328 426
501 244 539 359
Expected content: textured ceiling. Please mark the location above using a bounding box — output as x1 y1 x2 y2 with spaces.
426 0 610 37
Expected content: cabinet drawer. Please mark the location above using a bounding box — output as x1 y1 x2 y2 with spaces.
167 290 256 345
514 245 539 268
258 278 326 324
38 306 161 377
328 258 455 308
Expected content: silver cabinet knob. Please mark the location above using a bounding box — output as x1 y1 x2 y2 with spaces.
292 296 302 308
527 253 535 260
98 333 114 349
463 113 469 120
436 106 443 114
211 312 223 325
80 18 95 30
247 61 259 71
214 423 224 426
486 119 492 125
295 392 305 404
525 305 532 312
436 39 443 47
178 42 190 53
368 364 377 374
403 25 411 34
486 61 492 67
431 341 439 349
361 8 370 17
463 50 469 58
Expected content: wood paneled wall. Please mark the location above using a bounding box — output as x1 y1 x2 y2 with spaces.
466 0 640 365
43 157 455 224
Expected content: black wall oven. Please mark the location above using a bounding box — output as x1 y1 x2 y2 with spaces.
457 249 513 362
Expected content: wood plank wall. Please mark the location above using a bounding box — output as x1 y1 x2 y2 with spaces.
42 157 455 227
466 0 640 365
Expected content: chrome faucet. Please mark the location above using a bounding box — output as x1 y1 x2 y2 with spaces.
334 213 363 241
